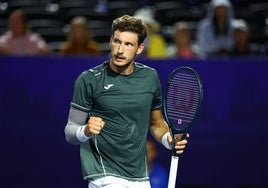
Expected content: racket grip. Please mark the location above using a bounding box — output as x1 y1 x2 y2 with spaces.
168 155 179 188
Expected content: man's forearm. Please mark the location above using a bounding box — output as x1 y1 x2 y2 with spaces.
64 106 89 145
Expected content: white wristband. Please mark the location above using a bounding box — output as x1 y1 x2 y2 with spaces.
76 125 92 142
161 132 171 150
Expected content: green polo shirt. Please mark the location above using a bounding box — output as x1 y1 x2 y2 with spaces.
71 61 162 181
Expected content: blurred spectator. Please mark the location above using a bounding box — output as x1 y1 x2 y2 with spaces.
261 42 268 54
230 19 260 56
146 139 168 188
0 9 50 55
59 16 101 56
168 21 200 59
94 0 108 14
260 19 268 54
196 0 234 57
134 7 168 59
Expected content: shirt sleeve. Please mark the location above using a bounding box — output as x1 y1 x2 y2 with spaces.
71 71 94 112
151 71 162 110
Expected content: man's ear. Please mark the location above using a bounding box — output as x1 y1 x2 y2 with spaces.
136 43 144 55
109 36 113 47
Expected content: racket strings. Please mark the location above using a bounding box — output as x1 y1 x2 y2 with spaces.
166 71 201 129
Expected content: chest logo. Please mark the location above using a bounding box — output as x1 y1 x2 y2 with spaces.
104 84 114 90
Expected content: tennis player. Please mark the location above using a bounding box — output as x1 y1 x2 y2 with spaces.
64 15 189 188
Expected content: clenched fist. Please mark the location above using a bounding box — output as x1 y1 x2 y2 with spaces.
84 117 105 137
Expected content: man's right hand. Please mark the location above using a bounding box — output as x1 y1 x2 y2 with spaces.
84 117 105 137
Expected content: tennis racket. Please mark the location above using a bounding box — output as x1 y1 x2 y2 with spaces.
163 66 203 188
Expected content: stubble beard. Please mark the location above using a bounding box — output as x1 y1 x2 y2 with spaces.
110 53 136 75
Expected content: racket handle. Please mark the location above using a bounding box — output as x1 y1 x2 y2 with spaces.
168 155 179 188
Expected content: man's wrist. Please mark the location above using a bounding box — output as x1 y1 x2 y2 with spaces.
161 132 171 150
76 125 92 142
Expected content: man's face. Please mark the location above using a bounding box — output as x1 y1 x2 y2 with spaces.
214 6 228 21
233 29 249 45
9 13 26 37
175 29 191 46
109 30 144 73
71 25 87 42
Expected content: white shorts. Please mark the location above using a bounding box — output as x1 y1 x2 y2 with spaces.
88 176 151 188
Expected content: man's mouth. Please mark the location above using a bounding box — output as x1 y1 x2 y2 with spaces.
115 55 125 61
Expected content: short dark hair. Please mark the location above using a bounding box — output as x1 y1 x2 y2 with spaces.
111 15 147 45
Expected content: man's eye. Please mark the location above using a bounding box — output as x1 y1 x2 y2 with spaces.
113 39 119 44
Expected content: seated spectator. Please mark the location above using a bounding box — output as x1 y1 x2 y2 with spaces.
230 19 260 56
0 9 50 55
196 0 234 57
59 16 101 56
146 139 168 188
168 21 200 59
134 7 168 59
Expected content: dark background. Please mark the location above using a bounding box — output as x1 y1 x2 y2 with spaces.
0 55 268 188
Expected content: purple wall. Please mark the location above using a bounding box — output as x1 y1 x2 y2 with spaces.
0 55 267 188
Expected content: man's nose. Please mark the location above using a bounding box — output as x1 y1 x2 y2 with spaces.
117 44 124 53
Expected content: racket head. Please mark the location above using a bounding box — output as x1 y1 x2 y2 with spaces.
163 66 203 135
